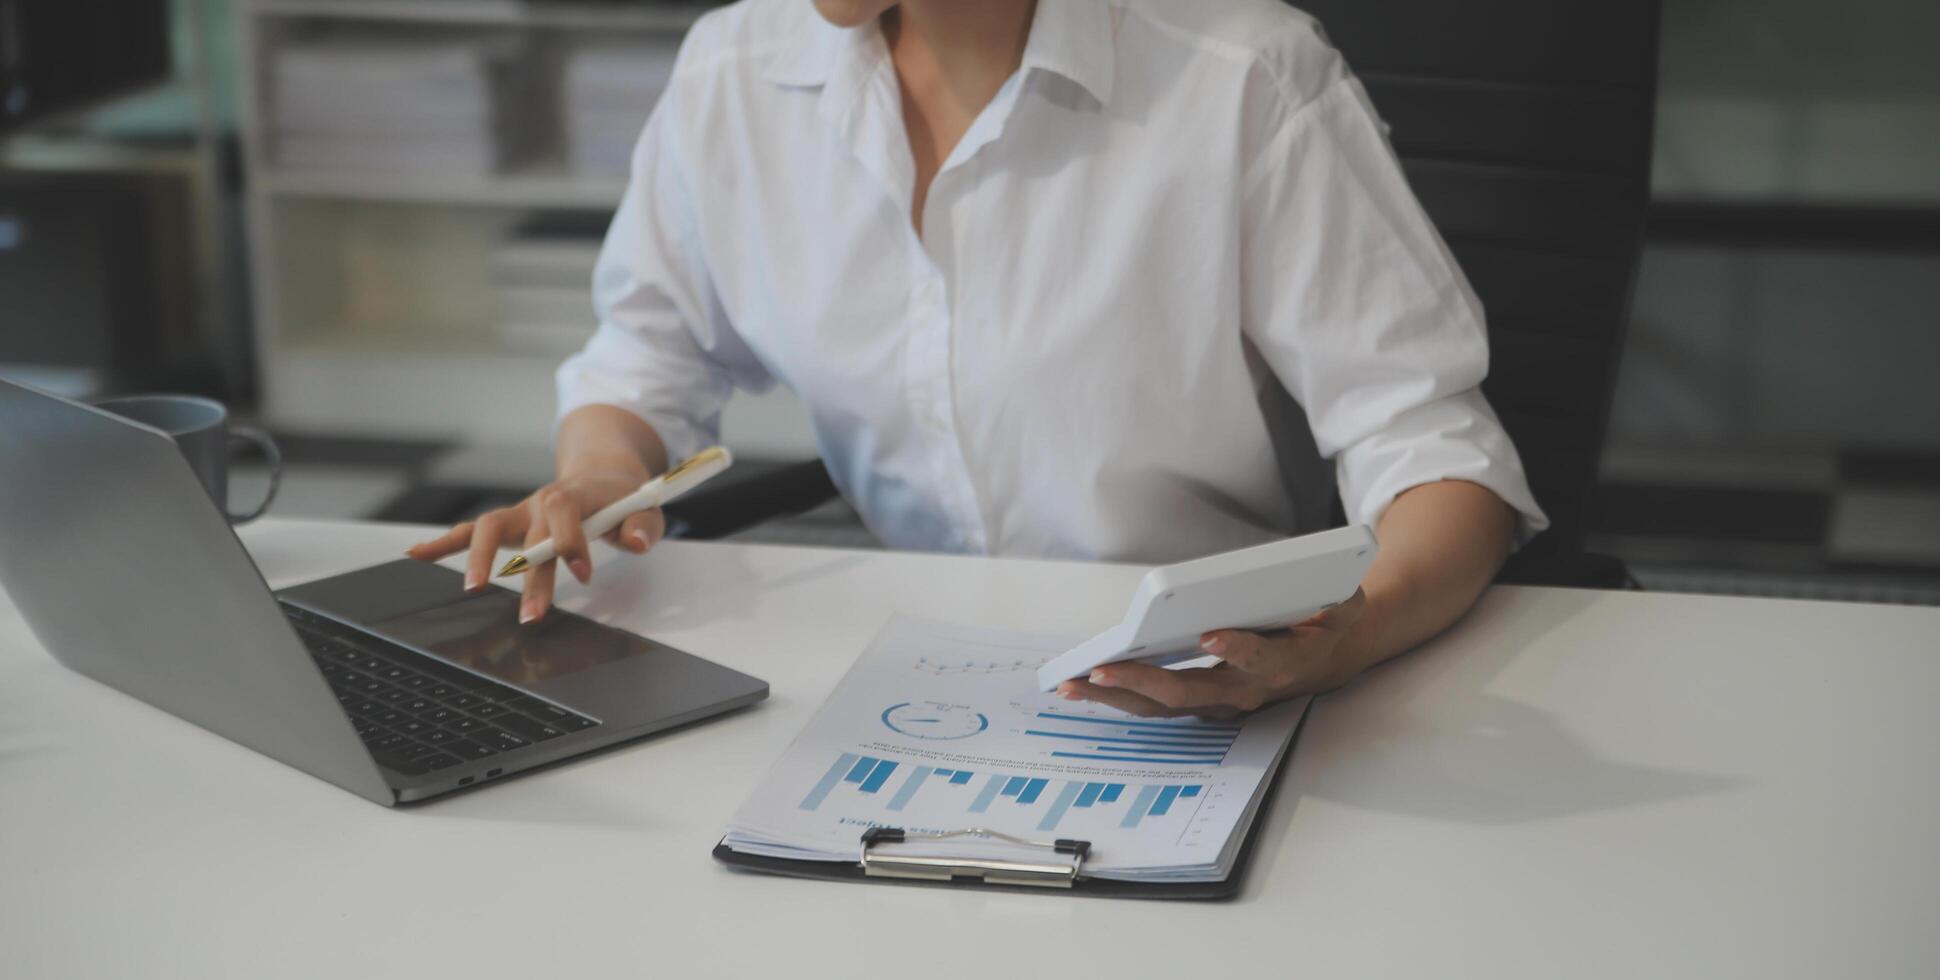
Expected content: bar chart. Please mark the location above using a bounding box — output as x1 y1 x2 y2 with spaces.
799 753 982 812
797 752 1207 834
1118 783 1202 829
1021 710 1240 765
969 773 1053 812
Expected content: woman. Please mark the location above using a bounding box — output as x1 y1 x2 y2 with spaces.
410 0 1546 719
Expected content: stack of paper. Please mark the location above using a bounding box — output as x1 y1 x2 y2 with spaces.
560 39 680 177
722 616 1307 883
272 37 527 177
491 218 603 355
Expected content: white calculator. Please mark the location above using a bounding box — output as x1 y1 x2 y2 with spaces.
1036 525 1378 691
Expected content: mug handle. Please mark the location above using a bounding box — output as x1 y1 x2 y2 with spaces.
228 426 283 523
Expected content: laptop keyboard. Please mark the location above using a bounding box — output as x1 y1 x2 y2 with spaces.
282 603 600 777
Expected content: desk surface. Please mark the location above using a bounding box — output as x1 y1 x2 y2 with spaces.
3 518 1938 978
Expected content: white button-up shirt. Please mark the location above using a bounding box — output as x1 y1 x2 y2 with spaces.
558 0 1546 563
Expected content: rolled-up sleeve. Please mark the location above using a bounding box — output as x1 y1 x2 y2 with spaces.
1240 64 1548 541
555 45 771 464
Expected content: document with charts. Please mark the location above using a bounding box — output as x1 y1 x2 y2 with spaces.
722 615 1308 882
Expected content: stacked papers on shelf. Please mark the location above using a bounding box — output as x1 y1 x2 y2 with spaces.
272 37 528 177
491 219 604 355
561 39 680 177
722 616 1308 884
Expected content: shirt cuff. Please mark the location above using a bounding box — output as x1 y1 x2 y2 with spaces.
1336 393 1550 547
554 360 719 468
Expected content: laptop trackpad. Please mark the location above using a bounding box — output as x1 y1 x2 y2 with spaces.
368 589 637 689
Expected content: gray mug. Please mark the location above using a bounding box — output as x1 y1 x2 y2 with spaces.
93 394 282 523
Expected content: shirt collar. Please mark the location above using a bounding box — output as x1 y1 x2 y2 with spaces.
762 12 857 89
1020 0 1116 107
764 0 1116 107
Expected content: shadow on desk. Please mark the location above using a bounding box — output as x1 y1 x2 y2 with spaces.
0 687 54 769
1279 589 1741 826
565 547 874 637
393 699 770 830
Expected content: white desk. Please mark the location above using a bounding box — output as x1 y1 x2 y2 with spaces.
3 518 1938 978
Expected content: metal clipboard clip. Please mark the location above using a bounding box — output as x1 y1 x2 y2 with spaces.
859 827 1093 889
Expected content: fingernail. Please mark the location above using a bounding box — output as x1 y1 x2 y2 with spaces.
519 606 537 625
1060 688 1082 700
629 529 648 548
1089 670 1116 688
1201 634 1226 654
465 572 481 591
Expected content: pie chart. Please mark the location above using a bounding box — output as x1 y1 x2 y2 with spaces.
881 701 989 740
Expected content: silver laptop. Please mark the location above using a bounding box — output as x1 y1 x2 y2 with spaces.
0 378 768 805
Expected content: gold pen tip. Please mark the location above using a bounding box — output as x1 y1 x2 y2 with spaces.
496 555 530 577
663 445 731 481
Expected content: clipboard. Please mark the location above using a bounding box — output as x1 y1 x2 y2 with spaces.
711 705 1305 901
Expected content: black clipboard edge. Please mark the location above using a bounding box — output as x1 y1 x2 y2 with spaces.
710 707 1305 901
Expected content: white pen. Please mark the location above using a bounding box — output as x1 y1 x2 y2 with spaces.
496 446 734 578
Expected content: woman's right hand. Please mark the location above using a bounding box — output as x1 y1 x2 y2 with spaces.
404 463 665 624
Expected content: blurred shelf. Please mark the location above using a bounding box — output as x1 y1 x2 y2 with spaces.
247 0 715 31
1 132 208 175
265 330 818 455
266 331 560 444
258 160 626 209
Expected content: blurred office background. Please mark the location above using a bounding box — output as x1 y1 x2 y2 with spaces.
3 0 1936 603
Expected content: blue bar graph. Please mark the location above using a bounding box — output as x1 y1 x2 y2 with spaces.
883 766 984 811
1035 712 1241 734
1118 783 1205 828
805 756 991 812
803 755 904 809
985 775 1048 807
1120 785 1162 828
801 754 1204 829
970 774 1006 813
859 759 898 792
1025 712 1240 765
1024 729 1218 752
1050 752 1222 765
1023 730 1232 748
1150 784 1183 816
800 752 860 811
1037 782 1084 831
1077 781 1127 811
886 766 933 811
1020 780 1167 832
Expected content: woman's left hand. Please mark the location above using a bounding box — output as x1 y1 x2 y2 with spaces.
1055 588 1371 720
